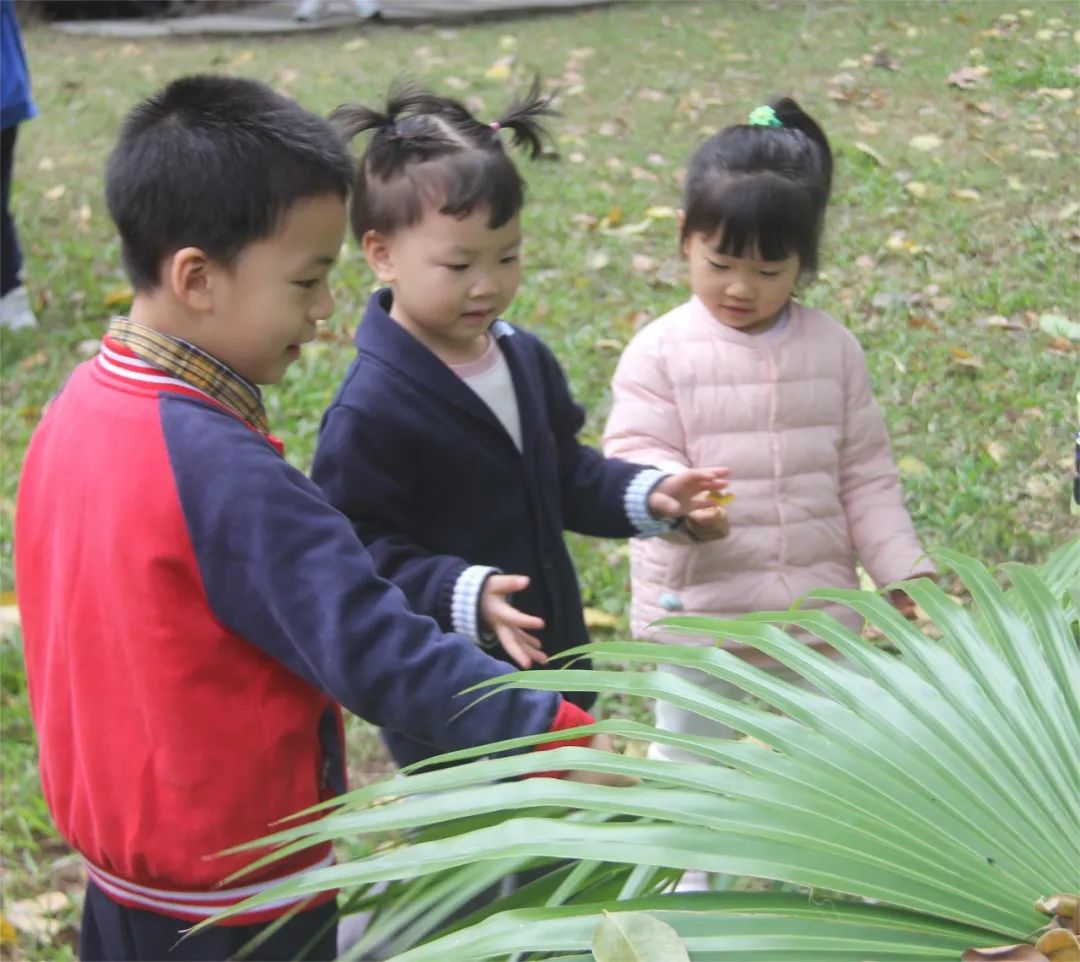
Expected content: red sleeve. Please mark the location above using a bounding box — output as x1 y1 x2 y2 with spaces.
524 700 595 779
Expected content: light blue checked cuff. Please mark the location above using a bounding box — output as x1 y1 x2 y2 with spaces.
451 565 500 645
625 468 680 537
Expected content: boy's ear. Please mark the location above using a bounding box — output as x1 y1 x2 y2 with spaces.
677 210 688 257
167 247 215 311
362 230 396 283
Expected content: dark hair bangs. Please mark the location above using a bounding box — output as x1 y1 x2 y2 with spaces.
360 150 525 237
435 150 525 228
685 174 821 269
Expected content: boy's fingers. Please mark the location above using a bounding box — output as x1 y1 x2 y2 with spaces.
565 769 640 787
496 626 534 669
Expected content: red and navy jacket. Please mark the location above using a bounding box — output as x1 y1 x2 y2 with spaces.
14 334 590 924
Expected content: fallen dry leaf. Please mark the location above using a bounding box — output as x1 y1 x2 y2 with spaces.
854 141 888 166
910 133 944 152
948 64 991 88
948 346 984 369
897 455 930 478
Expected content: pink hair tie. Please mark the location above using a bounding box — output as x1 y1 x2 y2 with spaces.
489 121 501 131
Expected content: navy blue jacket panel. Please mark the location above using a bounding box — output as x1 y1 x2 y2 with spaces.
164 391 562 755
313 291 650 763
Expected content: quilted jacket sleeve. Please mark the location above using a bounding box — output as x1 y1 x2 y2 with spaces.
838 332 935 585
603 322 690 474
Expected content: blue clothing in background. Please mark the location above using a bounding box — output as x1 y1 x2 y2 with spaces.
1 0 36 131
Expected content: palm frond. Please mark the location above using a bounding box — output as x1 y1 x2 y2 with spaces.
201 543 1080 959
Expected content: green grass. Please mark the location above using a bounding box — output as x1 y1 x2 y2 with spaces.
1 1 1077 956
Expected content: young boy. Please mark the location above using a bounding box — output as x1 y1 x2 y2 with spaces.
14 75 612 962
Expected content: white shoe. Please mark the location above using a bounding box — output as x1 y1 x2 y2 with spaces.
0 285 37 330
293 0 327 21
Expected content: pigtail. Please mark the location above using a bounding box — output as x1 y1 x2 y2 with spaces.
491 76 559 159
769 96 833 200
331 84 464 178
329 101 391 142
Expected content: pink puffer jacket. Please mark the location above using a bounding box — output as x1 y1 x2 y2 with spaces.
604 296 933 657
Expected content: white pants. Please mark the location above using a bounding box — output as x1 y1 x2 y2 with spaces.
648 661 828 763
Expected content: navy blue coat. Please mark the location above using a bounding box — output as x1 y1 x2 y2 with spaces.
313 290 651 765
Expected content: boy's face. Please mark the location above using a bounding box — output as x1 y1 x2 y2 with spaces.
364 203 522 364
202 193 347 384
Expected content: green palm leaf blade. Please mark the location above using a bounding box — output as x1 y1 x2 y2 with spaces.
1000 561 1080 730
201 545 1078 955
644 614 1075 874
383 892 1005 962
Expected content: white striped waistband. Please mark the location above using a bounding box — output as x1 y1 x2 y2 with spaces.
84 850 335 920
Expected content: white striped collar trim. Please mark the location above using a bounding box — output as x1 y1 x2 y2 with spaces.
83 849 335 919
97 344 218 406
491 320 515 338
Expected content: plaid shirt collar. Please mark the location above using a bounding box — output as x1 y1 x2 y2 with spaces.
106 318 270 435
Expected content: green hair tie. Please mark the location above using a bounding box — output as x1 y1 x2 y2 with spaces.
748 105 783 128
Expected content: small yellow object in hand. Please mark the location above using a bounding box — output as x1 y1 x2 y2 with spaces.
707 492 736 507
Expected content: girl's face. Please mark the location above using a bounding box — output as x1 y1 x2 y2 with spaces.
683 228 800 335
363 201 522 364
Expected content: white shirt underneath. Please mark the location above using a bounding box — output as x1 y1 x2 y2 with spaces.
448 335 523 451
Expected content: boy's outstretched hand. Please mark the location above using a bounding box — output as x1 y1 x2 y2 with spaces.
480 574 548 669
564 733 640 787
647 467 731 541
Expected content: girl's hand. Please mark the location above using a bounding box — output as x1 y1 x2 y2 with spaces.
480 574 548 669
886 572 937 620
684 504 731 542
886 586 917 619
647 467 730 519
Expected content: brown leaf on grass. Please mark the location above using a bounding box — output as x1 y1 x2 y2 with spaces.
853 141 888 166
871 45 898 70
104 286 134 308
978 315 1026 332
948 346 984 369
5 892 70 940
593 338 623 352
948 65 991 88
18 350 48 371
1036 87 1074 100
598 206 623 229
907 315 938 330
910 133 944 152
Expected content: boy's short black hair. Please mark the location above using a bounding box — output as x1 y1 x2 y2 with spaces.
106 74 354 291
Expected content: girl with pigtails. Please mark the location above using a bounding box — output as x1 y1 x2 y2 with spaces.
603 98 936 762
312 81 730 770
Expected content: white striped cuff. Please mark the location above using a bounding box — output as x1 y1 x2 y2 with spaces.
451 565 500 644
625 468 679 537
